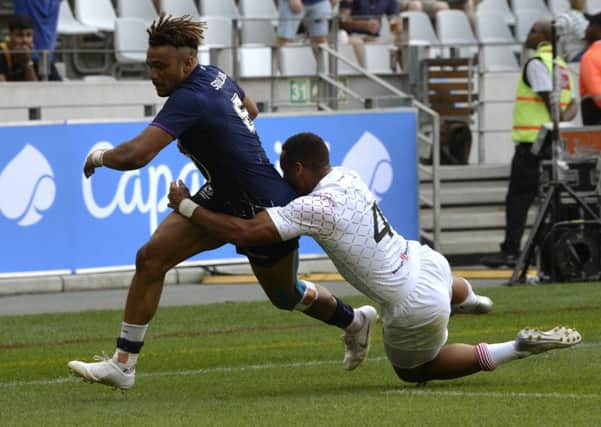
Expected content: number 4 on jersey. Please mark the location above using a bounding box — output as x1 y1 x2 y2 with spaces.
372 202 392 243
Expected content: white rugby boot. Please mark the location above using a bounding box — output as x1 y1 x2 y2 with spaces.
68 353 135 390
516 326 582 354
452 294 493 314
342 305 378 371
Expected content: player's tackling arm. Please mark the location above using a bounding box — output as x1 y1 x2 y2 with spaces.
167 180 282 247
83 125 174 178
243 95 258 120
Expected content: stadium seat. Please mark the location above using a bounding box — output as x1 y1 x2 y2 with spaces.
57 0 97 35
476 11 515 45
160 0 200 17
239 46 273 77
199 0 240 19
400 11 442 58
201 16 233 47
436 10 478 58
239 0 278 46
549 0 570 16
587 0 601 13
200 16 234 75
74 0 117 32
476 0 515 26
278 45 317 76
481 45 520 72
113 18 148 78
240 18 276 46
114 18 147 64
515 10 542 43
239 0 278 19
401 11 439 46
363 43 397 74
116 0 158 26
511 0 552 18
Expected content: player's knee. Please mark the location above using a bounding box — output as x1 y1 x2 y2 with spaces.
268 280 318 311
393 365 430 383
135 244 167 275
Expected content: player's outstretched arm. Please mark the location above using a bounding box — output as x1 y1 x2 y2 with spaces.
167 180 281 247
83 125 174 178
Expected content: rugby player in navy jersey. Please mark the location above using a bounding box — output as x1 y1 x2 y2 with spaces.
68 14 376 390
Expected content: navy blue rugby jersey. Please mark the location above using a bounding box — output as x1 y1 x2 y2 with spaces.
151 65 295 209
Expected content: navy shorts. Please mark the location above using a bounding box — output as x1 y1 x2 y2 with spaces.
192 183 299 267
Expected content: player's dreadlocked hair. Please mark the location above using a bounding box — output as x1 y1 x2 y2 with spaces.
282 133 331 172
147 13 206 52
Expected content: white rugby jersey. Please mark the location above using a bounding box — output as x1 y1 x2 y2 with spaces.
266 167 419 306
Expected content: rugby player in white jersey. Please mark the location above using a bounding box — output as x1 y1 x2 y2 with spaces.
168 132 582 383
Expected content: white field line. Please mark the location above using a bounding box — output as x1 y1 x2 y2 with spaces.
384 389 601 400
0 358 376 388
1 343 598 396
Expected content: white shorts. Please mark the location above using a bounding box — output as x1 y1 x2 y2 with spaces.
381 243 453 369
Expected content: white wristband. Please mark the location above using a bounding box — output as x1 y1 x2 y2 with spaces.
178 198 198 219
91 150 106 167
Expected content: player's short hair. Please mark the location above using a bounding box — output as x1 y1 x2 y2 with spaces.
8 14 33 32
282 132 330 171
147 13 205 52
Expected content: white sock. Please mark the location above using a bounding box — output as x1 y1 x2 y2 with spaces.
455 278 478 307
113 322 148 371
120 322 149 342
345 309 365 333
475 341 529 371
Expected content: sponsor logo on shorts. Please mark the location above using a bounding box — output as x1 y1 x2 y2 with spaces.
0 144 55 226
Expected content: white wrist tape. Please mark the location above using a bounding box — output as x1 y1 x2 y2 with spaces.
178 198 198 219
91 150 106 167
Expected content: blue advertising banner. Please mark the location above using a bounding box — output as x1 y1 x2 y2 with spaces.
0 110 417 274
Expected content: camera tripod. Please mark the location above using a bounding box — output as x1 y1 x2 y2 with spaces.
508 22 601 284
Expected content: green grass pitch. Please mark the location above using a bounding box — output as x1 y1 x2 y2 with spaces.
0 282 599 426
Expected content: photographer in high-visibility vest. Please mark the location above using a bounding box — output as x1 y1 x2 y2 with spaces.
481 20 578 268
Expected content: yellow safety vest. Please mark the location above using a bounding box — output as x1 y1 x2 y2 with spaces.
0 41 13 74
512 43 574 143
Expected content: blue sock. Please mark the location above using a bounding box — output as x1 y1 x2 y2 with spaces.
326 297 354 329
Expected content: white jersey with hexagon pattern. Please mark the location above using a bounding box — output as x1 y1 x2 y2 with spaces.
266 166 420 306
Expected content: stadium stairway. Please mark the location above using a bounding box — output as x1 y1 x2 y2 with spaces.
419 164 536 265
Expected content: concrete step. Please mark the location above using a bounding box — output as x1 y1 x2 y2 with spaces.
434 229 531 255
420 181 508 205
419 163 510 181
420 206 537 230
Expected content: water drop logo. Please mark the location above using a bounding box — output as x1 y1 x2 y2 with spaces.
0 144 56 226
342 131 393 201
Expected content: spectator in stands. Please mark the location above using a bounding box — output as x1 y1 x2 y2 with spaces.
276 0 334 47
555 0 588 62
0 14 37 81
12 0 62 80
580 12 601 124
481 20 578 268
339 0 401 65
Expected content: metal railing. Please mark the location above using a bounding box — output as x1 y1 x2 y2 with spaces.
315 43 441 249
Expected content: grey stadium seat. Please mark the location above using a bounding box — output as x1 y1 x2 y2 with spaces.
57 0 97 35
436 10 478 58
74 0 117 32
116 0 158 26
